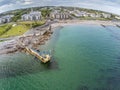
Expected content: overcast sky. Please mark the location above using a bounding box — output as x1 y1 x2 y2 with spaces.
0 0 120 15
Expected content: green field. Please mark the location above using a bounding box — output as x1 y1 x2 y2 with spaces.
18 20 45 24
0 24 29 38
0 20 45 38
0 24 12 36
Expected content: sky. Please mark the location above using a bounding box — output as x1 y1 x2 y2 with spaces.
0 0 120 15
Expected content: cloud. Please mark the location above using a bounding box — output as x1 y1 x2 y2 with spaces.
71 1 120 15
0 0 120 15
23 0 33 5
0 3 14 12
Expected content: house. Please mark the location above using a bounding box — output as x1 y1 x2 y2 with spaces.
21 10 41 21
2 15 14 23
79 11 88 17
95 14 102 18
50 10 69 19
115 16 120 20
102 13 111 18
0 15 14 24
0 18 2 24
89 13 101 18
89 13 96 17
70 10 88 17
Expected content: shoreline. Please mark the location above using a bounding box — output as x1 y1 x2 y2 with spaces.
0 20 120 55
51 20 120 28
0 24 53 55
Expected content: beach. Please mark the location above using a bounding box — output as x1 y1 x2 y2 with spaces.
51 20 120 28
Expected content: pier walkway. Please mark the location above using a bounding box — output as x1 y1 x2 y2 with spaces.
25 47 51 63
18 41 51 63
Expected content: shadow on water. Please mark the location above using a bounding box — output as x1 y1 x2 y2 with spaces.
116 56 120 60
102 25 120 41
40 57 59 70
95 67 120 90
77 85 89 90
0 55 59 79
0 27 62 79
110 34 120 41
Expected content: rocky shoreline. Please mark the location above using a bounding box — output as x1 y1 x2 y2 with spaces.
0 24 53 55
0 20 120 55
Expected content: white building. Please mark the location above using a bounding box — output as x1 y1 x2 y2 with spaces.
115 16 120 20
79 11 88 17
89 13 101 18
0 18 2 23
89 13 96 17
50 10 69 19
0 15 14 24
21 11 41 21
70 10 88 17
95 14 102 18
102 13 111 18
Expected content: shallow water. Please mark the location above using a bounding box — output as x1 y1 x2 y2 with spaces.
0 25 120 90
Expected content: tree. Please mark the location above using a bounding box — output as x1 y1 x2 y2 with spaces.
111 14 115 19
41 8 52 18
12 10 27 22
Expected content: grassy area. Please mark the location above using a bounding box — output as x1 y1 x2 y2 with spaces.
18 20 46 28
0 20 46 38
0 24 12 35
18 20 45 25
0 24 29 38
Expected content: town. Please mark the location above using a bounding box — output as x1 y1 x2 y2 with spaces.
0 6 120 24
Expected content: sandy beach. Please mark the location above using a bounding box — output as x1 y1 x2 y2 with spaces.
51 20 120 28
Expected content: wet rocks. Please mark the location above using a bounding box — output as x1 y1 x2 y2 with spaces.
0 25 53 55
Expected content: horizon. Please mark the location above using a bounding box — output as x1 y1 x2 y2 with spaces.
1 6 115 15
0 0 120 15
0 6 118 15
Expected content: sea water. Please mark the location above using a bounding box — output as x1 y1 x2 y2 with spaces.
0 24 120 90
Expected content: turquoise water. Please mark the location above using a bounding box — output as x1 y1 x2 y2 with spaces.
0 25 120 90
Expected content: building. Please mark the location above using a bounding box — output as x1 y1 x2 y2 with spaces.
95 14 102 18
21 10 41 21
0 15 14 24
89 13 101 18
102 13 111 18
72 10 102 18
70 10 88 17
89 13 96 17
50 10 69 19
0 18 2 23
79 11 88 17
115 16 120 20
